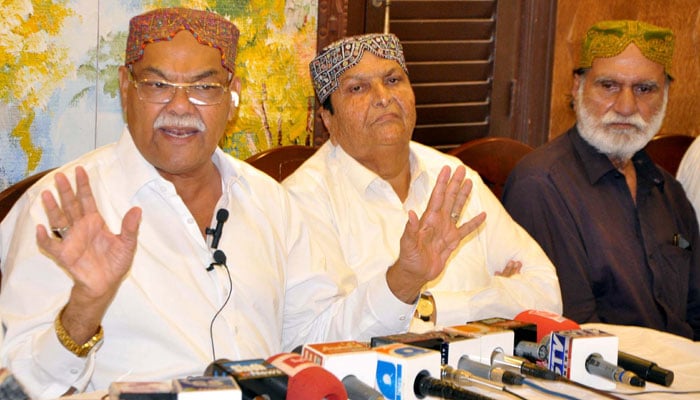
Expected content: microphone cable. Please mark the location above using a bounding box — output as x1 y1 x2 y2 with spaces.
208 249 232 361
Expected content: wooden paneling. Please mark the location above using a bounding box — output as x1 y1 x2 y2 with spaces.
550 0 700 140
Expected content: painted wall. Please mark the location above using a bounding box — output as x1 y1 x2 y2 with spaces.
549 0 700 139
0 0 318 190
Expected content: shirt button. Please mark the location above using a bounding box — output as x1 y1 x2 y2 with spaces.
70 368 79 375
187 218 195 224
399 315 406 321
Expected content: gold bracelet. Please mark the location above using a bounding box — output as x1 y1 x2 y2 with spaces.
54 308 104 358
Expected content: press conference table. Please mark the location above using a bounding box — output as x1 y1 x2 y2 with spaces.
64 323 700 400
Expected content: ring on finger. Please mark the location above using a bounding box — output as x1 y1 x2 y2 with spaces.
51 226 70 239
450 212 460 222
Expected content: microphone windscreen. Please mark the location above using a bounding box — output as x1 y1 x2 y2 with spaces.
514 310 580 342
267 353 348 400
216 209 229 222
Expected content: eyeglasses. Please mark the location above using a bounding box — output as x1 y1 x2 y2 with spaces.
129 73 229 106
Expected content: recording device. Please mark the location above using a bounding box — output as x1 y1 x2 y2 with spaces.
204 358 287 400
0 369 30 400
617 351 674 387
302 341 384 400
206 208 229 271
457 355 524 386
266 352 348 400
585 353 645 387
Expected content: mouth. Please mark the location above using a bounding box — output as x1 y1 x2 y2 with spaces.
158 127 201 139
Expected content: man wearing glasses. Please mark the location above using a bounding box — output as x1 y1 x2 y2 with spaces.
503 20 700 340
0 8 474 397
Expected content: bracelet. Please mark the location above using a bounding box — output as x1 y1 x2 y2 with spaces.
54 308 104 358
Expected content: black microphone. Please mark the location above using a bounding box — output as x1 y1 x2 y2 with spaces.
206 209 229 249
414 370 496 400
617 351 674 387
204 358 287 400
207 249 227 272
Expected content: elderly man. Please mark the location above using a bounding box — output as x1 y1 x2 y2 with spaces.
503 20 700 339
283 33 562 331
0 9 475 397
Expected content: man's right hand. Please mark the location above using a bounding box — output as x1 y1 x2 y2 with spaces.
36 166 141 344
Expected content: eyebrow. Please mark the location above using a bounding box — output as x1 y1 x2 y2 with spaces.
138 66 222 82
341 65 402 82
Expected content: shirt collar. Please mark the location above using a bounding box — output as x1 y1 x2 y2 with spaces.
327 142 429 199
570 125 665 189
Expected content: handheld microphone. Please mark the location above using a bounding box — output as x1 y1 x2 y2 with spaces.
585 353 645 387
457 355 524 386
617 351 673 387
302 341 384 400
414 370 496 400
204 358 287 400
441 365 506 392
0 369 30 400
490 348 559 381
206 209 229 249
266 352 347 400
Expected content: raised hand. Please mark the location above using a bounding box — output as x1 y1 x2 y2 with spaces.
387 165 486 303
36 166 141 343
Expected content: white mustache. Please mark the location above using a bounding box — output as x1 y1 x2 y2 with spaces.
600 112 646 131
153 114 206 132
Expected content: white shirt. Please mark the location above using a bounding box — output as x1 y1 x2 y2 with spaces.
0 129 412 398
284 141 562 329
677 136 700 225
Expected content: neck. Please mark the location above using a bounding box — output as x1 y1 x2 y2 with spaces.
362 146 412 202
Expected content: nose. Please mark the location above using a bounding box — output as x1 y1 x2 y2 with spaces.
613 87 637 117
166 86 197 112
372 84 391 108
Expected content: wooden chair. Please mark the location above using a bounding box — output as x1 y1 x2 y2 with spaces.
448 137 534 199
0 168 55 223
643 134 695 176
245 145 318 182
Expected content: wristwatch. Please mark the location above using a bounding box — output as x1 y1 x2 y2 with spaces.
414 292 436 323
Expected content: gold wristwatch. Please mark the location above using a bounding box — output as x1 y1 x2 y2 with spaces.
414 292 436 323
54 308 104 358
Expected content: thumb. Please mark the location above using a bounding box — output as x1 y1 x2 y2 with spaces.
120 207 142 244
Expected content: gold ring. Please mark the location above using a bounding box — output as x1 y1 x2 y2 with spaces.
51 226 70 239
450 212 460 221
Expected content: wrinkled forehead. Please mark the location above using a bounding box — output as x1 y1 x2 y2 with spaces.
309 33 407 103
125 7 239 74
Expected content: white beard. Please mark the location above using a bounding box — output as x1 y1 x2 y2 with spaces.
575 83 668 161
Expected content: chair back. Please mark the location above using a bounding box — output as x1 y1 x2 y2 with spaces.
245 145 318 182
0 168 55 223
448 137 534 199
643 134 694 176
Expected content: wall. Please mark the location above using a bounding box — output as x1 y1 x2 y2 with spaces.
0 0 318 190
549 0 700 139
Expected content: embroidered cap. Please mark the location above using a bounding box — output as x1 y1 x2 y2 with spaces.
579 20 674 76
125 7 239 74
310 33 408 103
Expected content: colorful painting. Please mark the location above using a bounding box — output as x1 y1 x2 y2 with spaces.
0 0 317 190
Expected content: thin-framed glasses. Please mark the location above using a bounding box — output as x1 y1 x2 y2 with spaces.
129 71 229 106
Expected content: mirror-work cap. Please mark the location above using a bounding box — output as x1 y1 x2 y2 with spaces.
125 7 239 74
579 20 674 76
310 33 407 103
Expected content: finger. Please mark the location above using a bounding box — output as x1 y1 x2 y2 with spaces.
36 224 63 256
442 166 467 214
54 171 82 224
75 166 99 215
422 166 452 217
41 190 70 236
457 211 486 238
450 178 473 222
120 207 142 245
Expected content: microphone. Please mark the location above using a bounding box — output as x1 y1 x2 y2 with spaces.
206 209 229 249
207 249 227 272
371 330 481 367
617 351 674 387
514 310 580 343
585 353 645 387
266 352 347 400
173 376 241 397
301 341 384 400
0 369 30 400
204 358 287 400
374 342 491 400
457 355 524 386
108 381 175 400
489 347 559 381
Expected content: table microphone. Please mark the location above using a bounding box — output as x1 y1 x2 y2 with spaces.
266 352 347 400
490 348 559 380
585 353 645 387
617 351 674 387
204 358 287 400
457 355 524 386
